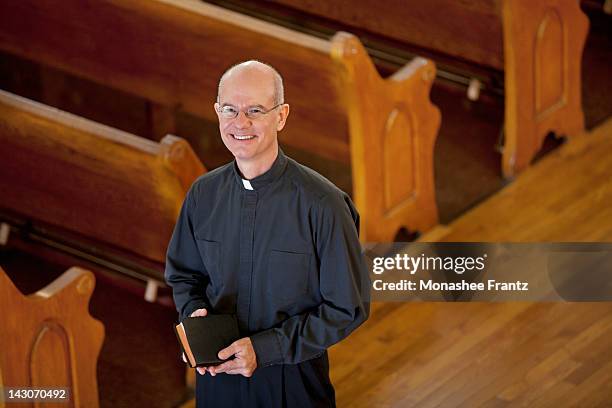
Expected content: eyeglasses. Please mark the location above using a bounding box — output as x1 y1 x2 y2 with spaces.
216 103 283 119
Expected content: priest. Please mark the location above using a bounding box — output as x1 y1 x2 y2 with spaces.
165 60 370 407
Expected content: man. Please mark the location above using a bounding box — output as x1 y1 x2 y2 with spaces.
165 60 370 407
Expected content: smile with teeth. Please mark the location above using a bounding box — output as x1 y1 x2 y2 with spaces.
231 134 257 140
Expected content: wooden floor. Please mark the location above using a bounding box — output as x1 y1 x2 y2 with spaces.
329 119 612 407
420 117 612 243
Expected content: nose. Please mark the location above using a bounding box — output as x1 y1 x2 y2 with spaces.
234 111 252 129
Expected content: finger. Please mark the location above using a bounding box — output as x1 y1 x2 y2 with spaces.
218 342 240 360
196 367 206 375
225 368 246 376
226 368 254 377
212 360 240 374
190 308 208 317
211 359 241 374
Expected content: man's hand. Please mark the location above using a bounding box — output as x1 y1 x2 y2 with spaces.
190 308 208 318
208 337 257 377
185 308 209 375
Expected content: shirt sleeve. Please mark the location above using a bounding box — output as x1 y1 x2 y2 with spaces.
250 192 371 366
164 185 211 321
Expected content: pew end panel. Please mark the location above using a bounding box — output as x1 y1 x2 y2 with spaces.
332 32 440 242
159 134 207 194
502 0 589 177
0 266 104 407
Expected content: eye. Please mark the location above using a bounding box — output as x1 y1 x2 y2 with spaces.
247 107 264 117
221 106 238 116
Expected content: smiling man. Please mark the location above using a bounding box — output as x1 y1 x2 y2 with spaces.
165 60 370 408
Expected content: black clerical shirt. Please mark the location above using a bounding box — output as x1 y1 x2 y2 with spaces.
165 150 370 407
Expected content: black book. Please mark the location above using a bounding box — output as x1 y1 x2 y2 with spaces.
174 314 241 368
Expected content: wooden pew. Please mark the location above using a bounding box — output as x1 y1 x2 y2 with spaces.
0 266 104 407
207 0 589 178
0 90 205 285
0 0 441 242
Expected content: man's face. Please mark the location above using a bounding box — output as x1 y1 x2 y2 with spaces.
215 68 288 163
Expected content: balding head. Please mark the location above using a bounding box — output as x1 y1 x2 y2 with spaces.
213 60 290 175
217 60 284 106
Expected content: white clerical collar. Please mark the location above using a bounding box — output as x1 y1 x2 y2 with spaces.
242 179 254 190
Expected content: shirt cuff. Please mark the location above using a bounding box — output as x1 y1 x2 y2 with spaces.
250 329 283 367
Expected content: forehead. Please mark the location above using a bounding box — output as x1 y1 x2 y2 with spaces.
218 68 276 106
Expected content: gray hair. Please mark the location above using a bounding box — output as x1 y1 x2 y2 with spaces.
217 60 284 105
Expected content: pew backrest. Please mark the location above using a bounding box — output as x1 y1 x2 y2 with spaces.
0 90 205 277
207 0 589 177
0 0 441 241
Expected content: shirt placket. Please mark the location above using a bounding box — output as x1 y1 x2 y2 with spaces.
237 190 257 334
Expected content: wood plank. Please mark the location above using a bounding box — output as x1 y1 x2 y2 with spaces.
515 316 612 407
330 302 612 407
448 304 611 407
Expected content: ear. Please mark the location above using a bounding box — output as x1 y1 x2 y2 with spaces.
276 104 290 132
213 102 220 118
